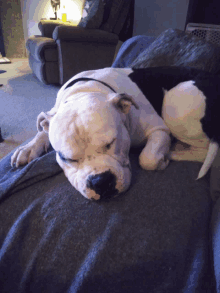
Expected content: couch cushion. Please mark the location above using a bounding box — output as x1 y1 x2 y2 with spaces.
131 28 220 74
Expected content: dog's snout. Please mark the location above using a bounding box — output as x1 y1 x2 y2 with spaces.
86 170 118 199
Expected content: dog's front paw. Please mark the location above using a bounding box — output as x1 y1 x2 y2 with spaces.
139 152 170 171
11 139 49 168
156 155 170 170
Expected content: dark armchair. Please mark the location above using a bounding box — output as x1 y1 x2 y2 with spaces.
26 0 135 85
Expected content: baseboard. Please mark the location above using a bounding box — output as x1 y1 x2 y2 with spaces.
0 57 11 64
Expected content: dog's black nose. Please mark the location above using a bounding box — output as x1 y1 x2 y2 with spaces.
86 170 118 199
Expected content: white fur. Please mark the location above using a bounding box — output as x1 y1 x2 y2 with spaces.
197 141 219 179
11 68 171 200
162 80 212 176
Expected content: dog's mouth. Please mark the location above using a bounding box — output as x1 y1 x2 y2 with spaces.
58 153 132 200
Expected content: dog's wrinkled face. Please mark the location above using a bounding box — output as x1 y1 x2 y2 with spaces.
47 92 136 200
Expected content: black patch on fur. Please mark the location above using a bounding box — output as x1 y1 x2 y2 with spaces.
86 170 118 200
128 66 215 116
129 66 220 144
195 76 220 144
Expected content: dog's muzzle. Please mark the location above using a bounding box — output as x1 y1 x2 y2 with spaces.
86 170 118 200
58 153 131 201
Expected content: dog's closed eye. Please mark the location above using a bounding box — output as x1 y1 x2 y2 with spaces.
58 151 78 163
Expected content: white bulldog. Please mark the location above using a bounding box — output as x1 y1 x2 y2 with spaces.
11 67 219 200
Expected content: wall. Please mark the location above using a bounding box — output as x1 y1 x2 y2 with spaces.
20 0 84 41
0 0 26 58
133 0 189 37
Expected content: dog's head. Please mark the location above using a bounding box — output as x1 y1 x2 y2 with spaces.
37 92 138 200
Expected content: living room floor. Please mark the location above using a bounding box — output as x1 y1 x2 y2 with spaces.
0 58 60 160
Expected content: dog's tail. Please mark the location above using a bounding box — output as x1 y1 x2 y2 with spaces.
197 141 219 179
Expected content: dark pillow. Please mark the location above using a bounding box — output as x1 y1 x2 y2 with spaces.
131 28 220 74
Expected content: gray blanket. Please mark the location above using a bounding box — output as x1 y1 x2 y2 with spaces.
131 28 220 74
0 146 61 201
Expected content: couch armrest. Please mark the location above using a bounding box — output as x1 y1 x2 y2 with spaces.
26 36 57 62
52 26 119 44
38 20 66 38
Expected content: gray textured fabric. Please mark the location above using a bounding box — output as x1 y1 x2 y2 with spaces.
78 0 104 29
131 28 220 74
26 36 57 62
108 1 132 36
112 35 156 68
100 0 134 42
45 61 60 84
0 147 214 292
100 0 131 33
53 26 118 43
211 150 220 202
28 54 46 84
28 54 59 85
210 147 220 292
0 146 62 201
38 20 65 38
44 47 58 62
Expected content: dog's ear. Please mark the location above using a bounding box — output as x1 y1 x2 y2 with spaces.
37 111 54 132
108 93 139 114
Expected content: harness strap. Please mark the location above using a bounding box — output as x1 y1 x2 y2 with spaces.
64 77 117 93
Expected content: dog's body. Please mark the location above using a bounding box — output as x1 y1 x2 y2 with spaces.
11 67 220 200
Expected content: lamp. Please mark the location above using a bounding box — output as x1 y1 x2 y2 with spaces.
48 0 83 25
50 0 60 20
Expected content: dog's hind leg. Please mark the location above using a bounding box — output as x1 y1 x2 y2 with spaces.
169 146 208 162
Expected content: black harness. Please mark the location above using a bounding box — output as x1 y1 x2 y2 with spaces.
64 77 117 93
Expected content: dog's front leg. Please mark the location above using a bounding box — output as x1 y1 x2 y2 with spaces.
11 131 50 167
139 130 171 171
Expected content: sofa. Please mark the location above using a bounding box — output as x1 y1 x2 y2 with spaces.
0 28 220 292
26 0 134 85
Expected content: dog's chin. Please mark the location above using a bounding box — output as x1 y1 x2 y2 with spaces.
60 156 132 200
